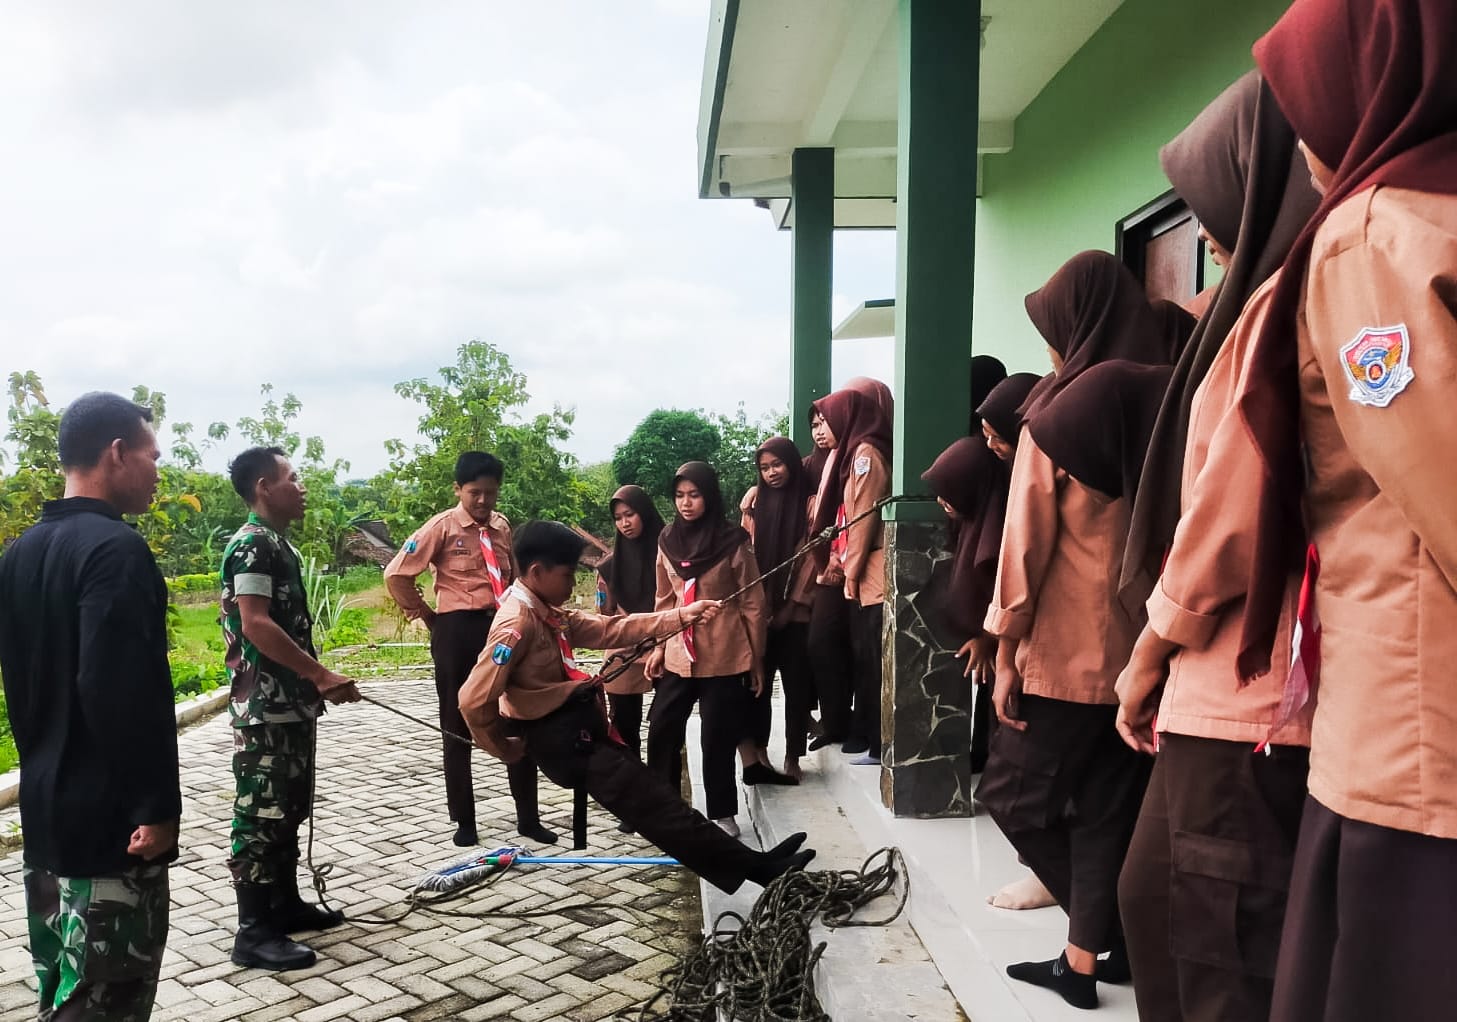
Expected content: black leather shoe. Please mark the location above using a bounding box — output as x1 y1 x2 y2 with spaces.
231 883 317 972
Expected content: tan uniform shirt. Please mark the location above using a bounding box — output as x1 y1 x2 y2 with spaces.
1150 276 1311 747
655 543 766 678
596 575 652 696
458 582 685 758
841 443 890 607
985 431 1142 705
1298 185 1457 838
384 506 514 618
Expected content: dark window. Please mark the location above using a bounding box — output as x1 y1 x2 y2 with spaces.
1116 190 1204 305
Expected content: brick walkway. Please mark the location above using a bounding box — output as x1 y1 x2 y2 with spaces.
0 680 700 1022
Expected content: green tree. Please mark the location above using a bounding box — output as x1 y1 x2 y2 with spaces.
708 403 791 510
575 460 618 542
612 410 721 514
0 372 62 541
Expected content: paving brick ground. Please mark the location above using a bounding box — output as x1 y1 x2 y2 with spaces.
0 680 700 1021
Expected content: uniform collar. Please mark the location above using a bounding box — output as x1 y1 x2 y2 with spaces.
452 505 495 531
42 496 124 522
507 579 564 623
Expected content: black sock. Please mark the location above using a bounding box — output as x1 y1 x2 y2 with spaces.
1006 952 1098 1010
518 822 559 844
748 847 815 887
1096 940 1131 984
452 823 478 847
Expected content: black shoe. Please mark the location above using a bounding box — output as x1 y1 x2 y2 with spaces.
742 763 800 786
748 846 816 887
452 823 479 847
764 832 808 859
231 883 317 972
807 734 843 752
271 872 345 933
518 822 559 845
1096 941 1132 985
616 820 635 835
1006 952 1098 1010
840 739 870 756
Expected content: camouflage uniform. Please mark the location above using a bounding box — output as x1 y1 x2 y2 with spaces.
24 863 169 1022
220 513 324 885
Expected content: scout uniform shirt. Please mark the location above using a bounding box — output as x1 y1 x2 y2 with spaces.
384 506 515 619
1149 275 1311 747
841 443 890 606
1297 185 1457 839
221 513 322 726
653 544 766 679
457 581 686 758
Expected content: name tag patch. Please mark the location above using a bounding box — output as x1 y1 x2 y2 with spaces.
1340 324 1414 407
853 455 871 477
490 643 514 665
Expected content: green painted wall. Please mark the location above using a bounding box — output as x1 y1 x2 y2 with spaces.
971 0 1290 371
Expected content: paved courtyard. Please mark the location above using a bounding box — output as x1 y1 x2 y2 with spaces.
0 680 701 1022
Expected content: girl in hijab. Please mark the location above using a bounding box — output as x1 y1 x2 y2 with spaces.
979 372 1043 464
1110 71 1319 1022
969 355 1009 434
809 386 893 764
596 485 666 763
749 437 818 781
1239 3 1457 1017
644 462 767 839
977 251 1170 1009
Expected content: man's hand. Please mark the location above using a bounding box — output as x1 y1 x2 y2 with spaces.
314 668 362 704
681 600 723 626
1114 627 1177 755
992 641 1027 731
418 607 437 631
644 647 666 681
749 666 766 697
495 737 526 765
128 819 178 861
956 633 998 683
844 578 860 602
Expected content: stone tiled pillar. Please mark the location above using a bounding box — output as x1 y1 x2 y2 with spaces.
879 518 974 817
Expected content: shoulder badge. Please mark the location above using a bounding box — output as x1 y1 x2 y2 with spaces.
853 455 871 477
404 538 418 554
490 642 514 666
1340 324 1414 407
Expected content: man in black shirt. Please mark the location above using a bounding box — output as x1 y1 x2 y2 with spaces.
0 392 180 1022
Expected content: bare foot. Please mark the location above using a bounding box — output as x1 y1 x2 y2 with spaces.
783 759 803 782
988 873 1056 910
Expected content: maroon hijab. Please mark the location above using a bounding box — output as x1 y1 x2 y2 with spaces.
599 484 665 614
752 437 812 615
921 437 1009 635
969 355 1009 433
1238 0 1457 678
977 373 1043 447
809 388 894 537
1020 251 1169 421
658 461 749 580
1123 70 1319 598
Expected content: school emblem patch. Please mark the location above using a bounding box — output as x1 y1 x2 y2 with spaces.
853 455 871 477
404 539 418 554
490 643 513 665
1340 324 1414 408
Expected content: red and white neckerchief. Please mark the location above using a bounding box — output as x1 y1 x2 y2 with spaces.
830 505 849 560
504 581 622 744
478 526 506 601
681 572 699 663
1257 544 1321 754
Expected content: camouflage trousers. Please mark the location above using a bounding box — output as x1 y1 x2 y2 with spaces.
228 719 315 885
23 863 169 1022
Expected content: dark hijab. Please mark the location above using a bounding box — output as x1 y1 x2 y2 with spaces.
1151 300 1199 361
921 438 1009 635
1237 0 1457 678
1122 70 1319 598
599 484 665 614
969 355 1009 432
977 373 1042 446
808 388 894 537
658 461 748 580
752 437 812 615
1020 251 1170 420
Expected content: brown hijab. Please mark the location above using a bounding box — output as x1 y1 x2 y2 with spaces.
658 461 748 581
1122 70 1319 598
808 388 894 537
599 484 665 614
1151 300 1199 361
977 373 1043 447
752 437 812 615
969 355 1009 433
921 437 1009 635
1238 0 1457 678
1019 251 1169 421
844 376 894 422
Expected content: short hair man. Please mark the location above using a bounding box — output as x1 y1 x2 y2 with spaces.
457 520 815 893
0 392 179 1020
385 451 551 847
221 446 361 971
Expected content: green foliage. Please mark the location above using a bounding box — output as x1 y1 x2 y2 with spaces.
1 372 63 541
325 608 372 650
612 404 789 513
576 460 618 542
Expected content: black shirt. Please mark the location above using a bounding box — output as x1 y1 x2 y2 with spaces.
0 497 181 875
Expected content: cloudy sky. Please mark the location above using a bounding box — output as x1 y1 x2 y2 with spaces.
0 1 897 475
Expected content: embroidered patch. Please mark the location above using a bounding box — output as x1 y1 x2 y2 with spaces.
853 455 871 476
1340 324 1414 407
490 643 514 665
404 539 418 554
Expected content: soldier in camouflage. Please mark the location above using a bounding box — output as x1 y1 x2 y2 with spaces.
221 446 361 972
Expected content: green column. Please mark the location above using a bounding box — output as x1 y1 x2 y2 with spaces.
790 147 834 450
887 0 978 519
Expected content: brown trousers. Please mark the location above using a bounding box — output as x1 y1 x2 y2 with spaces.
1270 796 1457 1022
976 694 1149 952
1118 733 1308 1022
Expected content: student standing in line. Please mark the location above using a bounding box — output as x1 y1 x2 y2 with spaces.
1238 3 1457 1018
644 462 768 838
457 521 815 892
385 452 551 847
804 410 853 751
979 252 1172 1009
1114 70 1319 1022
808 388 893 764
595 484 664 763
979 373 1043 466
969 354 1009 435
750 437 817 782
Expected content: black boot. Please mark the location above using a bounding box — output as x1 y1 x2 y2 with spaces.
271 871 346 933
231 883 317 971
